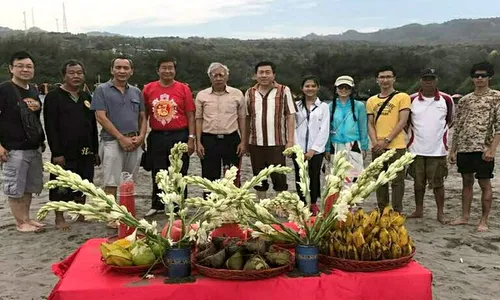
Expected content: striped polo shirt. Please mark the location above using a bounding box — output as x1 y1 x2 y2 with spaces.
408 89 454 156
246 82 296 146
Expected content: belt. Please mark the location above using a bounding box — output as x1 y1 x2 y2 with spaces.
202 131 238 139
151 128 188 135
123 132 139 137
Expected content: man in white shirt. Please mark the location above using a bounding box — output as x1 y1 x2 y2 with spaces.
407 68 454 223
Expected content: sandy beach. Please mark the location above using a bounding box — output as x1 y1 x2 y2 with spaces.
0 144 499 300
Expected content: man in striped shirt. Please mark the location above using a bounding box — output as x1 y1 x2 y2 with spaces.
246 61 296 199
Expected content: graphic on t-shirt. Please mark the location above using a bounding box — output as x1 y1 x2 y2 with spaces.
23 97 40 112
152 93 178 125
373 102 395 116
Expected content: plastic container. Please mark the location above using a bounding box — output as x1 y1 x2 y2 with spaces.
118 172 136 238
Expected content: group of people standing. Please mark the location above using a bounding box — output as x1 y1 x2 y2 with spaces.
0 51 498 234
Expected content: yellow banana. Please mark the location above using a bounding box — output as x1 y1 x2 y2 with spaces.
344 211 354 228
370 241 382 260
366 225 380 243
333 228 344 242
401 244 412 257
333 239 342 253
361 244 371 261
346 229 354 245
379 216 391 229
338 244 347 259
353 227 365 249
378 228 391 246
347 244 359 260
368 209 380 226
329 242 335 256
388 228 400 246
391 215 406 227
391 243 402 259
398 225 409 247
354 208 365 227
382 246 392 259
382 205 393 217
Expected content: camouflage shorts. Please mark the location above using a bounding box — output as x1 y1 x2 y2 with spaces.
408 155 448 189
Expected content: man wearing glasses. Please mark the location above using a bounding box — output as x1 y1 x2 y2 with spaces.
0 51 46 233
448 61 500 232
366 66 411 213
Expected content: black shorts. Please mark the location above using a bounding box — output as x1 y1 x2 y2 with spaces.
457 152 494 179
49 156 95 201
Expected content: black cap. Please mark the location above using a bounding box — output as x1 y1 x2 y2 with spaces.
420 68 438 78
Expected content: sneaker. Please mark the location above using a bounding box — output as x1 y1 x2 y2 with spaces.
310 204 320 216
145 209 164 217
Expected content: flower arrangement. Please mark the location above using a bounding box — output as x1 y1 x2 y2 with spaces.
188 145 415 247
37 143 230 251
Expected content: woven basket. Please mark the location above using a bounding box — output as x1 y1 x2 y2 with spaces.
194 250 294 280
319 248 416 272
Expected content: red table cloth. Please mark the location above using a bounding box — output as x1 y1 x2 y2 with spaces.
49 239 432 300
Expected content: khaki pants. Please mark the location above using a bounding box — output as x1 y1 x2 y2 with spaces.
372 149 406 212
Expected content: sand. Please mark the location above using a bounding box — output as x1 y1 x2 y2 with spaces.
0 146 499 300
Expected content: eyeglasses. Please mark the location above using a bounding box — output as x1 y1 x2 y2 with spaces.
13 64 34 70
471 73 489 79
377 75 394 80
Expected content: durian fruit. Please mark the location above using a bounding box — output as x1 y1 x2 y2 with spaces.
243 255 270 270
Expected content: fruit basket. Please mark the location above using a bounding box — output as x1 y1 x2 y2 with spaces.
319 206 416 272
100 235 165 274
319 248 415 272
193 237 294 280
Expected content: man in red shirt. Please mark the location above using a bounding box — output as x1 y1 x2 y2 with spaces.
143 57 196 216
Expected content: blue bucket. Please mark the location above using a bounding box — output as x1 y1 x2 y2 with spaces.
165 247 191 278
295 245 319 274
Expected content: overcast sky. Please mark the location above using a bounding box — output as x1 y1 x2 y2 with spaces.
2 0 500 39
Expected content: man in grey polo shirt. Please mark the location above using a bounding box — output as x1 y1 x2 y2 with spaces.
91 56 147 202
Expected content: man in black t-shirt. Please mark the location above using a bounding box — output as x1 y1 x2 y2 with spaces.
0 51 45 233
43 59 100 230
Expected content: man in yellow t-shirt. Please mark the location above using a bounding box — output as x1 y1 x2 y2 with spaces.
366 65 411 212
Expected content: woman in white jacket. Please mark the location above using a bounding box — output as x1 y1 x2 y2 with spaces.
293 75 330 215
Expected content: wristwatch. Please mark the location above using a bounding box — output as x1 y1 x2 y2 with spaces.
188 134 196 140
384 137 391 144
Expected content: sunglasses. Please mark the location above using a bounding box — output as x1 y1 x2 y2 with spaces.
471 73 489 79
337 85 352 90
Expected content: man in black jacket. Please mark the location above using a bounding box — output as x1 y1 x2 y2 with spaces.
43 59 100 230
0 51 45 233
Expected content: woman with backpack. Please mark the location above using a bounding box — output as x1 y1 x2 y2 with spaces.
325 75 369 183
293 75 330 215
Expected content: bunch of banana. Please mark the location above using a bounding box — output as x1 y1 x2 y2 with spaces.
100 238 161 267
323 205 415 261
